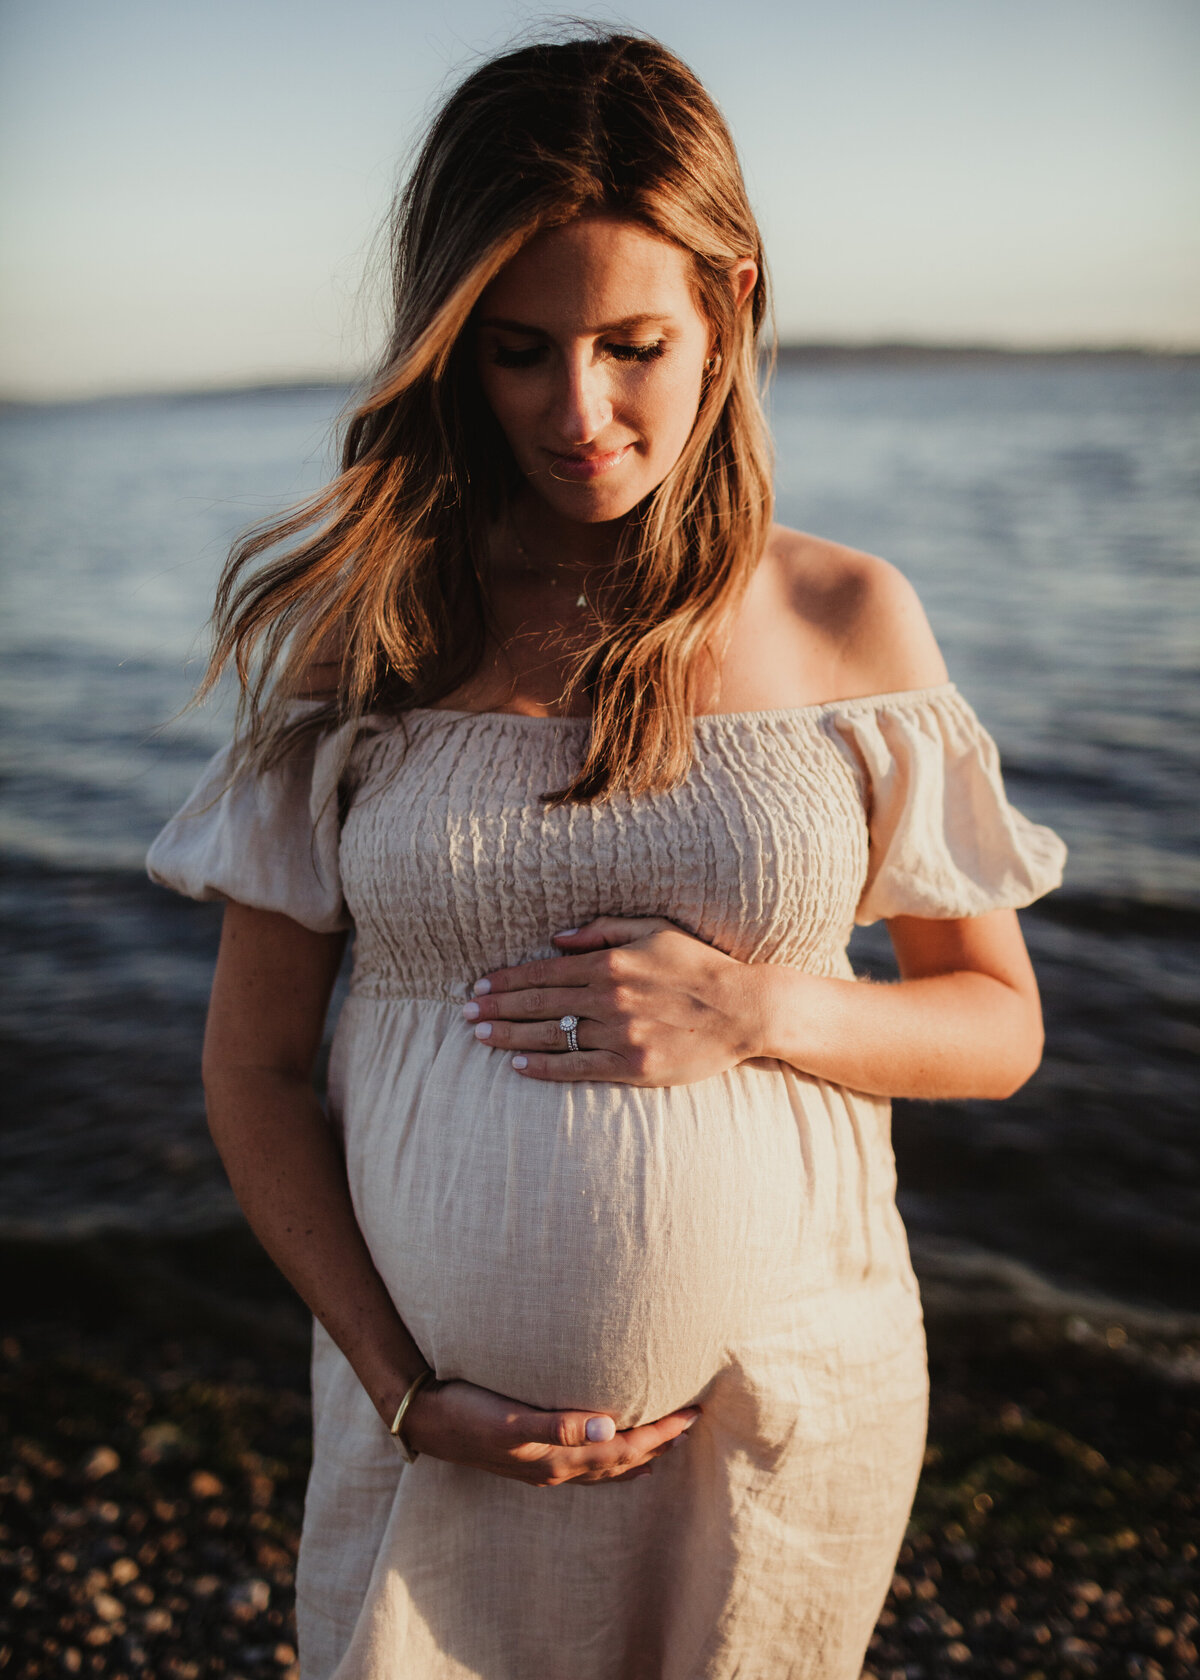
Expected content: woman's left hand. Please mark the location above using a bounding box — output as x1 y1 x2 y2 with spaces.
463 917 769 1086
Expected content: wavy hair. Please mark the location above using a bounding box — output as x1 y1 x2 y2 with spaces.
201 29 774 802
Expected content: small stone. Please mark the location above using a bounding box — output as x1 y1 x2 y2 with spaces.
229 1577 270 1613
139 1423 185 1466
946 1643 971 1663
274 1646 297 1667
110 1557 139 1585
889 1573 912 1601
143 1607 172 1635
249 1472 275 1508
92 1592 123 1624
189 1469 224 1499
191 1574 221 1597
83 1447 119 1482
62 1651 82 1674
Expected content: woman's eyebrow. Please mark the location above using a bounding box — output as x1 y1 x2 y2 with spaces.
478 313 672 335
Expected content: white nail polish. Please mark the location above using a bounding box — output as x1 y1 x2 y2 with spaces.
556 928 579 937
586 1416 615 1442
473 978 491 995
512 1055 528 1069
462 1001 480 1020
473 1022 492 1039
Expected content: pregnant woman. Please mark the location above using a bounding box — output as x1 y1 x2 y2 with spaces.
149 31 1066 1680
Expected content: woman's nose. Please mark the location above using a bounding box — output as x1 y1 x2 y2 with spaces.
553 353 612 444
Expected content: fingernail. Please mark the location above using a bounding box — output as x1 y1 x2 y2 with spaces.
462 1001 480 1020
512 1055 528 1070
473 978 491 995
473 1022 492 1040
585 1416 616 1443
681 1414 700 1429
555 928 579 937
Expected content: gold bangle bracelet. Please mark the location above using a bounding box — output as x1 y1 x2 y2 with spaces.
389 1367 435 1463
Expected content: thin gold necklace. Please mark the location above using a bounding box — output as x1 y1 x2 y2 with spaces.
510 514 591 612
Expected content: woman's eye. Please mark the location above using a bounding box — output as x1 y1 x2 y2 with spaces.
489 339 666 369
492 345 546 369
607 341 666 363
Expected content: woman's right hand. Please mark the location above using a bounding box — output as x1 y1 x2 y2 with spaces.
402 1377 700 1486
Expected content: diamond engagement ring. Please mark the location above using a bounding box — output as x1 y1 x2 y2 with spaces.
559 1014 580 1052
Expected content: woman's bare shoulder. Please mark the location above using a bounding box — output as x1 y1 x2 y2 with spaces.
759 525 949 698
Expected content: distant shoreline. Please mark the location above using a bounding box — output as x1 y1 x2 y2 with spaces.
3 342 1198 410
772 341 1200 366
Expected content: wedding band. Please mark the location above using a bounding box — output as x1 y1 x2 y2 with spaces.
559 1014 580 1052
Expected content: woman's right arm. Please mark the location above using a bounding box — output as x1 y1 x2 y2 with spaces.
202 900 697 1484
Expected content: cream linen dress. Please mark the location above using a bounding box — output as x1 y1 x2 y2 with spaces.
148 682 1066 1680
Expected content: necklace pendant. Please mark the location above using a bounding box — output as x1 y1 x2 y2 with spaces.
576 593 587 609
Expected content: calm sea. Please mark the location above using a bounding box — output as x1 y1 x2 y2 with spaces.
1 356 1197 1319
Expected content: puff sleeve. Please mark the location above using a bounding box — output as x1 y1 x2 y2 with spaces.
826 685 1067 926
146 711 354 933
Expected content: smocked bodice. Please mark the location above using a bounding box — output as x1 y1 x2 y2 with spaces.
341 707 872 1002
148 683 1067 977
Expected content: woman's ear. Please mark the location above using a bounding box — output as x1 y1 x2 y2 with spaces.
730 258 758 312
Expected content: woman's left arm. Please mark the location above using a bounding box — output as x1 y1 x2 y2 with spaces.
753 909 1044 1099
464 909 1044 1101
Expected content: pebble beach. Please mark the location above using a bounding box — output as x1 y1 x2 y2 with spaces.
2 1231 1198 1679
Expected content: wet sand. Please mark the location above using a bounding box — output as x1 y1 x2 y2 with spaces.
1 1232 1198 1678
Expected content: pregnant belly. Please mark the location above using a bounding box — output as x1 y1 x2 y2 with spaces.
335 998 816 1428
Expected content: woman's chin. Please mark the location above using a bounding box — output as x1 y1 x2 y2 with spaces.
524 462 659 525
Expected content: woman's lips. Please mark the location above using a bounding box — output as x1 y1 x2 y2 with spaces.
548 444 632 482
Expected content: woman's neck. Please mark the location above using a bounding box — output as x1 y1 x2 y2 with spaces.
508 491 627 582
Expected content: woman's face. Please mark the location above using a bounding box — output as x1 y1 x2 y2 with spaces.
474 217 719 527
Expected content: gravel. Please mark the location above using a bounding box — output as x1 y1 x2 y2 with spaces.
2 1306 1197 1678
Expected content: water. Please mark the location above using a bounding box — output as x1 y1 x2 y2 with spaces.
1 358 1197 1317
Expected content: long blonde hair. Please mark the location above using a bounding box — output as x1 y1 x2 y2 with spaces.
203 30 774 802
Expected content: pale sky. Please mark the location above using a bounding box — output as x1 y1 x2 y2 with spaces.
1 0 1197 398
